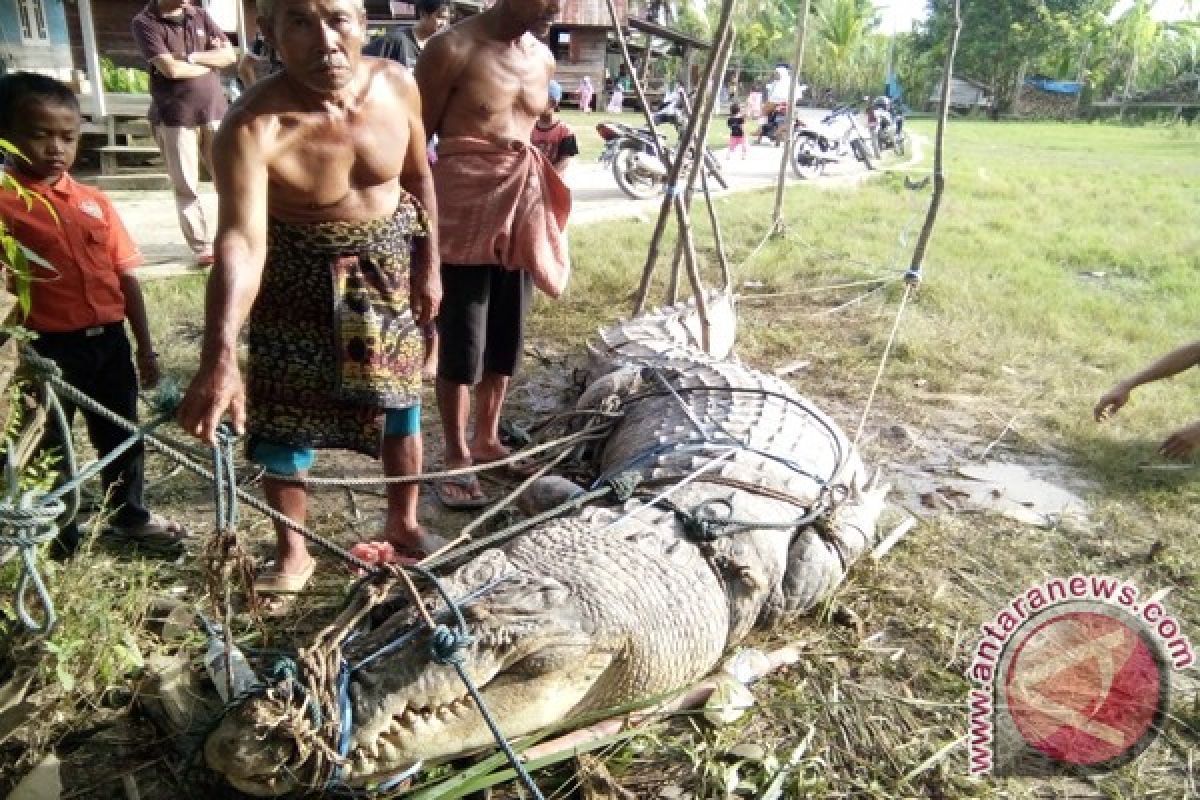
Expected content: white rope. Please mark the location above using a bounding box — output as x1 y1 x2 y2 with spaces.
852 282 915 450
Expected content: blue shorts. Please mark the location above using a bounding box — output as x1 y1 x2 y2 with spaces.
249 406 420 475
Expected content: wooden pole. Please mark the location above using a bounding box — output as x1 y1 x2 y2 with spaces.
770 0 812 231
906 0 961 283
670 24 736 294
77 0 107 121
628 0 737 318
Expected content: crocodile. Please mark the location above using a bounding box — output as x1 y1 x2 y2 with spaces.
204 293 888 795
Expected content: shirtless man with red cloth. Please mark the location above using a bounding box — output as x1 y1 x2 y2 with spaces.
416 0 572 509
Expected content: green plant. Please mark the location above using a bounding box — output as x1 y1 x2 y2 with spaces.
99 56 150 94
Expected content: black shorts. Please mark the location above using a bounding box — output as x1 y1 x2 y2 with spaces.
436 264 533 385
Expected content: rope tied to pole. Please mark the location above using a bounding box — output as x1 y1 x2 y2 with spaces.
0 494 65 634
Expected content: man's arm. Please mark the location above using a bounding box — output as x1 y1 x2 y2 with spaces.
118 273 160 389
1094 339 1200 421
394 67 441 325
149 53 211 80
178 112 271 443
414 34 465 136
190 46 237 70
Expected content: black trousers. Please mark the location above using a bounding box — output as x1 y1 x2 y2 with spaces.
31 322 149 548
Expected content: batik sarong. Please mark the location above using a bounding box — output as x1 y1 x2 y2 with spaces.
245 196 428 457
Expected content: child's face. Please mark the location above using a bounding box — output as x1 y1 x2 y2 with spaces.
5 99 80 183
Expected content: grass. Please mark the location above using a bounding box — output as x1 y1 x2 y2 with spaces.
2 118 1199 798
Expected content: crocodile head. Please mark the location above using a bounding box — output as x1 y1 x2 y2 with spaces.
205 551 613 794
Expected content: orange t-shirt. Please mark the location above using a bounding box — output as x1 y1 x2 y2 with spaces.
0 171 143 333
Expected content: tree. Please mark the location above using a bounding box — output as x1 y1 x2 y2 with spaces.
812 0 880 93
921 0 1112 113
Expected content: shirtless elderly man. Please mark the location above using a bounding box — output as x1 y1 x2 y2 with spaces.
179 0 441 596
416 0 571 508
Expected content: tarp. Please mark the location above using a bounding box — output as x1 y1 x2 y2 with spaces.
1026 78 1083 95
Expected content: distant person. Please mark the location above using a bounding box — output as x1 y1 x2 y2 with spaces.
132 0 236 267
363 0 452 67
726 102 747 159
745 89 763 122
578 74 594 112
0 73 186 555
606 85 624 113
236 31 280 90
531 81 579 174
1095 340 1200 460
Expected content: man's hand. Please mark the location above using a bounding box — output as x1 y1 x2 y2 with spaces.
178 359 245 444
1094 381 1132 422
410 264 442 326
1159 420 1200 461
136 351 161 390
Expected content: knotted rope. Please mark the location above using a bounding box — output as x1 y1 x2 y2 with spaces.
0 494 65 634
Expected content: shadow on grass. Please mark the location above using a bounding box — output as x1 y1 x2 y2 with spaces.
1066 431 1199 502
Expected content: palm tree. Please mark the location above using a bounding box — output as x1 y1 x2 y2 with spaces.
812 0 879 93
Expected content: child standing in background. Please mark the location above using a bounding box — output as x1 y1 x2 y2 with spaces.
726 103 747 159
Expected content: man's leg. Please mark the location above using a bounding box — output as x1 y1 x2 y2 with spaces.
434 265 488 506
470 267 533 463
82 330 150 529
381 409 422 546
153 125 211 256
252 442 316 578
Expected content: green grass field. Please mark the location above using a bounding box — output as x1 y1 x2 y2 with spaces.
2 119 1198 798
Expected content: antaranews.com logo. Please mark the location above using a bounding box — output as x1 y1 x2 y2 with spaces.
967 575 1194 777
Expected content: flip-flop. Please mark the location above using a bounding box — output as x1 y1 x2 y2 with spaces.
348 532 449 573
475 456 541 481
108 514 188 551
432 474 489 510
253 558 316 594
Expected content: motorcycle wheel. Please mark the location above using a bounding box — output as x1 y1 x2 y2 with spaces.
612 147 661 200
852 139 875 171
791 136 822 179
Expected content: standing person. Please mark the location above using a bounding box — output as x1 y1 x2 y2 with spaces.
0 73 185 555
415 0 571 509
236 31 281 90
726 102 747 159
577 74 594 112
530 81 579 174
363 0 452 65
177 0 443 599
131 0 236 267
363 0 452 382
1094 340 1200 460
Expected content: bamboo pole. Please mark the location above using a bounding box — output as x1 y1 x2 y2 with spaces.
669 24 736 294
607 0 680 314
770 0 812 231
906 0 961 283
628 0 737 335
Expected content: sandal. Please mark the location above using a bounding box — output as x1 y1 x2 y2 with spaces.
253 558 316 594
432 474 489 510
349 531 449 571
108 513 188 551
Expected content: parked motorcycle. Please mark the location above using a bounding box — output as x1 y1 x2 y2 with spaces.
596 107 729 200
866 96 906 157
790 106 875 179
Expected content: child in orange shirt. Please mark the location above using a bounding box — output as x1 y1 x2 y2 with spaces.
0 72 185 555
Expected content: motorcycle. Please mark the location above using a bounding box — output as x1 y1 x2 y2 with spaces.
790 106 875 179
596 107 729 200
866 96 907 157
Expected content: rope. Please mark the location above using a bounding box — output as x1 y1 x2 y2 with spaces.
853 282 915 449
0 494 65 633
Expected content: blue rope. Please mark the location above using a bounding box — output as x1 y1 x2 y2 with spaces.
0 493 65 634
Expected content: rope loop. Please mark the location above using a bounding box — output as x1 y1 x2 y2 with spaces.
0 495 66 634
429 624 474 666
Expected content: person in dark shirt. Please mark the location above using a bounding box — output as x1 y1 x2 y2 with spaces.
363 0 452 68
530 81 579 174
131 0 236 267
726 102 747 159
